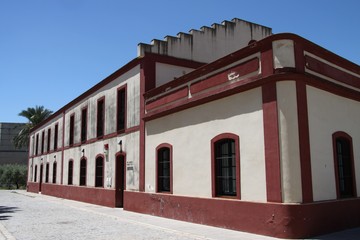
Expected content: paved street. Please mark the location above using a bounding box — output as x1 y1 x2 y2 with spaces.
0 190 359 240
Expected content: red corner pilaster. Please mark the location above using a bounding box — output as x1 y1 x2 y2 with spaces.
296 81 313 203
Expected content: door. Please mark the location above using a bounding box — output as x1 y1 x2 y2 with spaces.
115 155 125 207
39 164 43 192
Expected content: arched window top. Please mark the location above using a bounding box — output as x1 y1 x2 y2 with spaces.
156 143 173 152
333 131 352 141
211 133 239 144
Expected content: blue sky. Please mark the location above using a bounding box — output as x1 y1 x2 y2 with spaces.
1 0 359 123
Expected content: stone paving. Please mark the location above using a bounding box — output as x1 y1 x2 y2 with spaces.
0 190 359 240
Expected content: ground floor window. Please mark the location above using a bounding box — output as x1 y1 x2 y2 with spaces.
333 132 356 198
95 156 104 187
211 133 240 198
68 160 73 185
80 158 87 186
45 163 49 183
53 162 57 184
34 165 37 182
156 144 172 193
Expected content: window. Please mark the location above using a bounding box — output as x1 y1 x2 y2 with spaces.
45 163 49 183
211 133 240 198
117 87 126 132
97 98 105 138
41 131 45 154
333 132 357 198
156 144 172 193
81 107 87 143
69 114 75 146
34 165 37 182
53 162 57 184
95 156 104 187
68 160 73 185
54 124 58 151
35 134 39 155
47 128 51 153
80 158 87 186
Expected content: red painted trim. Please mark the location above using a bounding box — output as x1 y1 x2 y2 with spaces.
296 81 313 203
262 82 282 203
155 143 173 194
146 86 188 111
124 191 360 239
332 131 357 199
210 133 240 199
41 183 116 207
305 55 360 89
191 57 259 94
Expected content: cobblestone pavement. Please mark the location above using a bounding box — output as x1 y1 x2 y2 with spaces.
0 190 359 240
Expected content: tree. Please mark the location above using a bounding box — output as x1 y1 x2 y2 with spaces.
13 106 53 149
0 164 27 189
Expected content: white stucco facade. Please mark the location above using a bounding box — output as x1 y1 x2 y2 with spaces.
145 88 267 202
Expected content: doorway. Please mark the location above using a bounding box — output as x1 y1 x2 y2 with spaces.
115 154 125 207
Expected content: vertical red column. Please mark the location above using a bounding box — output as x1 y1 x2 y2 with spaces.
261 48 282 203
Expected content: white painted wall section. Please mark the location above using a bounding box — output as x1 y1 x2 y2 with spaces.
307 86 360 201
272 40 295 69
276 81 302 203
145 88 266 202
156 63 195 87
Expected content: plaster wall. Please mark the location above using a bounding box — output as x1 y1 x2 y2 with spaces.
276 81 302 203
145 88 266 202
62 65 140 147
155 62 195 87
138 19 272 63
307 86 360 201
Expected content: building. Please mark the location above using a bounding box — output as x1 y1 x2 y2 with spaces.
26 18 360 239
0 122 28 165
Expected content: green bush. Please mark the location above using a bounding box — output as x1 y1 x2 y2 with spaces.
0 164 27 189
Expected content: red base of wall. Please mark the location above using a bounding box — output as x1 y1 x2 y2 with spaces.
27 182 116 208
123 191 360 239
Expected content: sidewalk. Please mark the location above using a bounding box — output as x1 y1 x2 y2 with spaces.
0 190 359 240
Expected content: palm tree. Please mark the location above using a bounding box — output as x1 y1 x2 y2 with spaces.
13 106 53 149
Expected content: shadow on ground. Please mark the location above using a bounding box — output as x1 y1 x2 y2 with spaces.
0 206 20 221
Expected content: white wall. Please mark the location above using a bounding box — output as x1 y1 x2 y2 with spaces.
276 81 302 203
145 88 266 202
156 62 195 87
307 86 360 201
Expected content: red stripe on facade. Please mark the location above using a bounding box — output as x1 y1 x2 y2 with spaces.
262 82 282 203
146 86 188 111
123 190 360 239
190 58 259 94
305 55 360 89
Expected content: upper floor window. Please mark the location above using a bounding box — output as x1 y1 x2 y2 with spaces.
97 98 105 138
69 114 75 146
333 132 357 199
35 134 39 156
211 133 240 198
156 144 172 193
54 124 58 151
95 156 104 187
47 128 51 153
81 107 87 143
41 131 45 154
80 158 87 186
68 160 73 185
117 87 126 132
